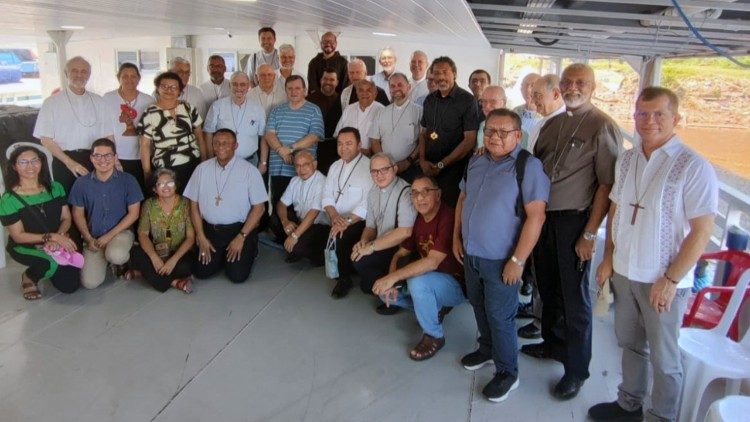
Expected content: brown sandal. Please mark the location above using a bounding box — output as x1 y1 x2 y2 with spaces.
409 334 445 361
21 274 41 301
172 277 193 294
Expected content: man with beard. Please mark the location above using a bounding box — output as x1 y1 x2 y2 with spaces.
409 50 429 104
371 47 398 100
306 68 342 174
200 55 231 105
308 32 348 94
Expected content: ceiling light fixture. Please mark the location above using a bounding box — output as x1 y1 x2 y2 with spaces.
61 25 85 30
372 32 396 37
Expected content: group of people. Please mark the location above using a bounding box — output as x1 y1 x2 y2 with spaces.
0 28 719 422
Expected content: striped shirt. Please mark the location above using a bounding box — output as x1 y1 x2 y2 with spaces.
266 101 325 177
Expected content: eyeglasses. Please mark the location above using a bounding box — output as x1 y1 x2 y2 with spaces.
484 128 519 139
370 165 394 176
411 188 439 199
560 79 591 90
156 181 176 188
159 84 179 92
91 153 115 161
17 158 42 167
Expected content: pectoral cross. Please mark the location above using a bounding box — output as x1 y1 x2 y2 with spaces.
629 202 644 225
215 195 222 206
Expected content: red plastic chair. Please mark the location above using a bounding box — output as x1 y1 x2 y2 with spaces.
682 250 750 340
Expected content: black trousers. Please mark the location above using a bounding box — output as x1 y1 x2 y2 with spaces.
352 246 399 294
316 138 338 176
52 150 94 195
269 175 292 211
270 213 328 265
435 161 465 208
334 220 365 279
194 222 258 283
533 210 592 380
120 159 146 195
129 244 195 292
8 245 81 293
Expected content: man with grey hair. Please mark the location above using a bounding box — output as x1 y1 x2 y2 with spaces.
34 56 113 193
371 47 398 100
204 71 266 164
307 31 348 94
524 63 621 400
527 74 566 152
351 152 416 311
409 50 429 102
276 43 306 87
370 72 422 182
340 59 389 110
199 55 231 105
475 85 508 149
170 57 209 120
248 63 286 120
513 73 543 139
335 79 385 156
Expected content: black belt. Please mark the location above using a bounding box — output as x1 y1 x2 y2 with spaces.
204 222 243 231
546 209 590 217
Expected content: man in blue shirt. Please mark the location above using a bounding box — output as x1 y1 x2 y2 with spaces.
453 109 549 403
69 138 143 288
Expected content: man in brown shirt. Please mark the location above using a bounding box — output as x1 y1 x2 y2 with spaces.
524 63 621 400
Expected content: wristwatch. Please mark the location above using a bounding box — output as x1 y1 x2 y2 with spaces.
582 231 596 241
239 231 248 239
510 255 525 267
346 216 353 225
436 161 445 169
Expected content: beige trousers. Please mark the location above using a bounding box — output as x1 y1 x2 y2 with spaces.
81 231 134 289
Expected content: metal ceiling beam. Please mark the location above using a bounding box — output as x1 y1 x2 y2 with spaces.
578 0 750 13
480 25 750 48
483 31 708 52
471 3 750 31
481 23 750 47
484 36 689 56
486 41 656 57
475 15 750 41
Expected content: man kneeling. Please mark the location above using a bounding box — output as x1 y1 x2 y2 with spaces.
372 175 465 361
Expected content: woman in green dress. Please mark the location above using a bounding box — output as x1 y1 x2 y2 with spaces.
127 168 195 292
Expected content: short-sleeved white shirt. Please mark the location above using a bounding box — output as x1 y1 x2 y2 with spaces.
248 84 287 120
369 101 422 162
33 88 112 151
199 79 231 105
410 77 429 105
334 102 384 149
371 71 394 101
102 90 154 160
610 136 719 288
180 84 208 120
183 156 268 225
204 97 266 159
321 154 373 219
280 170 329 225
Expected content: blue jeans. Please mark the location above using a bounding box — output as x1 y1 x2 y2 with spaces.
464 255 520 377
383 271 466 338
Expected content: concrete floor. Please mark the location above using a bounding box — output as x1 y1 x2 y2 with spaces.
0 245 625 422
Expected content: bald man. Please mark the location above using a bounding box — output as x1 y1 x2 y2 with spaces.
340 59 390 110
475 86 507 149
409 50 430 102
308 32 349 94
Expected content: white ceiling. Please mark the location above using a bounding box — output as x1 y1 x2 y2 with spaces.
0 0 489 46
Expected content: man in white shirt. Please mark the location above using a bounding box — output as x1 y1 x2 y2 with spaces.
171 57 209 120
184 128 267 284
276 44 306 87
409 50 429 103
248 64 287 120
371 47 397 100
34 56 113 194
204 72 266 164
351 153 416 312
247 27 280 87
335 80 384 156
370 72 422 182
272 150 329 266
322 127 373 298
340 59 390 110
199 55 231 105
513 73 543 138
414 65 436 107
588 87 718 422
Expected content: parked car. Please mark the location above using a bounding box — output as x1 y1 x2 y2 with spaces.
0 49 38 78
0 50 22 83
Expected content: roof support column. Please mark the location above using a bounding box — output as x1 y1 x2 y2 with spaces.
46 30 74 89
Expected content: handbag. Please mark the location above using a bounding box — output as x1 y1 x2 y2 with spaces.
324 237 339 279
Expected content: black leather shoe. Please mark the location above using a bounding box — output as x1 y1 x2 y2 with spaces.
517 322 541 339
588 401 643 421
520 343 561 362
552 376 584 400
516 302 534 319
438 306 453 323
284 253 301 263
331 277 352 299
376 303 400 315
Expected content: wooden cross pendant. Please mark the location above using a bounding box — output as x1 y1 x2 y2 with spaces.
629 202 644 225
215 195 222 206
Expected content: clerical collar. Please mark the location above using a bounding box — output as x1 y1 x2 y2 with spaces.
379 177 398 193
436 84 457 99
212 79 224 86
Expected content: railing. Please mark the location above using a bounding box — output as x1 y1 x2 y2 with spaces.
714 182 750 250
